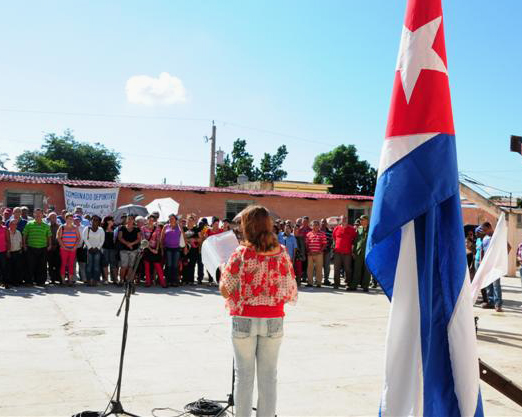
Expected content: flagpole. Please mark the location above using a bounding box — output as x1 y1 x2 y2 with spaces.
479 359 522 407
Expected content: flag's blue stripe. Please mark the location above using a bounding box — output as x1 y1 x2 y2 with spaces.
414 199 461 417
367 134 483 416
366 133 459 299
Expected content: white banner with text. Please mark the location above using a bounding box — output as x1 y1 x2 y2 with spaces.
63 186 119 217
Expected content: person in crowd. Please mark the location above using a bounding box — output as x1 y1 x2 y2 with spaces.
293 218 304 281
82 215 105 286
183 214 201 286
46 212 61 284
297 216 312 282
135 216 146 282
57 213 81 286
113 214 128 284
101 216 119 285
3 208 12 224
205 217 225 283
118 214 142 284
141 214 166 287
332 215 357 289
161 214 183 287
278 223 298 288
480 222 504 312
278 223 298 265
7 219 23 286
465 229 476 279
57 209 67 225
474 226 489 303
136 216 145 229
23 208 51 286
73 214 87 282
320 218 333 286
196 217 208 283
21 206 33 222
7 207 28 232
222 218 232 232
73 206 90 227
348 215 371 292
219 205 298 417
517 240 522 288
305 220 327 287
0 217 10 288
206 217 224 238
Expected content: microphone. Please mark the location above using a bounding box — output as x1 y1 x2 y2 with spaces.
139 239 149 250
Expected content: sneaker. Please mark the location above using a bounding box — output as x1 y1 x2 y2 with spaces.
495 306 503 312
316 284 322 288
323 280 332 286
481 302 494 309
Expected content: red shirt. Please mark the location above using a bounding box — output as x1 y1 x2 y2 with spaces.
332 225 357 255
305 230 327 254
206 228 224 237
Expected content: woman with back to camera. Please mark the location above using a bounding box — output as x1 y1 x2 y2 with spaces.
220 205 298 417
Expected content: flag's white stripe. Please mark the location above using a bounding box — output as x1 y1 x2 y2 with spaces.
378 133 438 178
448 270 481 417
381 221 423 417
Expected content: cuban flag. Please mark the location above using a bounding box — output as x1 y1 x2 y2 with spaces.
366 0 484 416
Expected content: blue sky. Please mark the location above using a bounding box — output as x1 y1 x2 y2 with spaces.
1 0 521 198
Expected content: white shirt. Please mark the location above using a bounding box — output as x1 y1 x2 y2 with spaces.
82 227 105 250
9 229 22 252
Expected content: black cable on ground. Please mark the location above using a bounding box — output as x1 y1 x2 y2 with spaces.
151 398 227 417
151 406 189 417
184 399 225 416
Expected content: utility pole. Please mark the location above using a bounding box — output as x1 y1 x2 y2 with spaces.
209 121 216 187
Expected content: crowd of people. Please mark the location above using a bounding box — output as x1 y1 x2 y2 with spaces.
0 205 373 292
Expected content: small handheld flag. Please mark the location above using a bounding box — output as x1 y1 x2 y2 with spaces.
366 0 484 416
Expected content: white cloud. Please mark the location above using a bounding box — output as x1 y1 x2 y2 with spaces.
125 72 187 105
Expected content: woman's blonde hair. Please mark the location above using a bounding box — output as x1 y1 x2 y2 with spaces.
239 205 279 252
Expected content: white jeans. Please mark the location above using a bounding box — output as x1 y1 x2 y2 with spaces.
231 316 284 417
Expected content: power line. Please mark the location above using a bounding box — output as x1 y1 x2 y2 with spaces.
0 107 380 156
0 107 210 122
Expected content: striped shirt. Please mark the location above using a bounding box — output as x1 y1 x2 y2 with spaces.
61 227 80 249
305 230 327 254
23 220 51 249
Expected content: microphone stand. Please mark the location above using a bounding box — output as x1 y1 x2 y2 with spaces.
73 240 149 417
103 240 149 417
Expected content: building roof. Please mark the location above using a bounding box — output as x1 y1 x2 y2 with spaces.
0 173 373 201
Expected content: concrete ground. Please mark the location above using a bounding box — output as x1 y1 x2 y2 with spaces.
0 276 521 417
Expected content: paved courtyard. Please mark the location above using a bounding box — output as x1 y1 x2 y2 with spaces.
0 277 521 416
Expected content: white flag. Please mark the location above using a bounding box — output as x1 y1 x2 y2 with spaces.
470 212 508 302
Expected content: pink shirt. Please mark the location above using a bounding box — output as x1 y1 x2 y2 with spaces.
221 245 298 317
0 226 8 252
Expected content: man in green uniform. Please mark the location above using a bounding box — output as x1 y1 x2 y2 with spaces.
348 215 371 292
23 208 51 286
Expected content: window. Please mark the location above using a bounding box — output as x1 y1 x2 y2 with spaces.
517 213 522 229
6 192 43 213
225 200 253 221
347 207 366 225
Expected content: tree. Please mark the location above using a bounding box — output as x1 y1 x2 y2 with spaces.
15 130 122 181
0 153 9 170
215 139 288 187
312 145 377 195
255 145 288 182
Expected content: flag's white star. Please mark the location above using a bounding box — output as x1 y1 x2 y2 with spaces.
396 16 448 104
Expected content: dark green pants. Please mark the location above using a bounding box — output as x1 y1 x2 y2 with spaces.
350 254 371 290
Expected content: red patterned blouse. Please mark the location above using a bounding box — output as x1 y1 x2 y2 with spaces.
221 244 298 317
